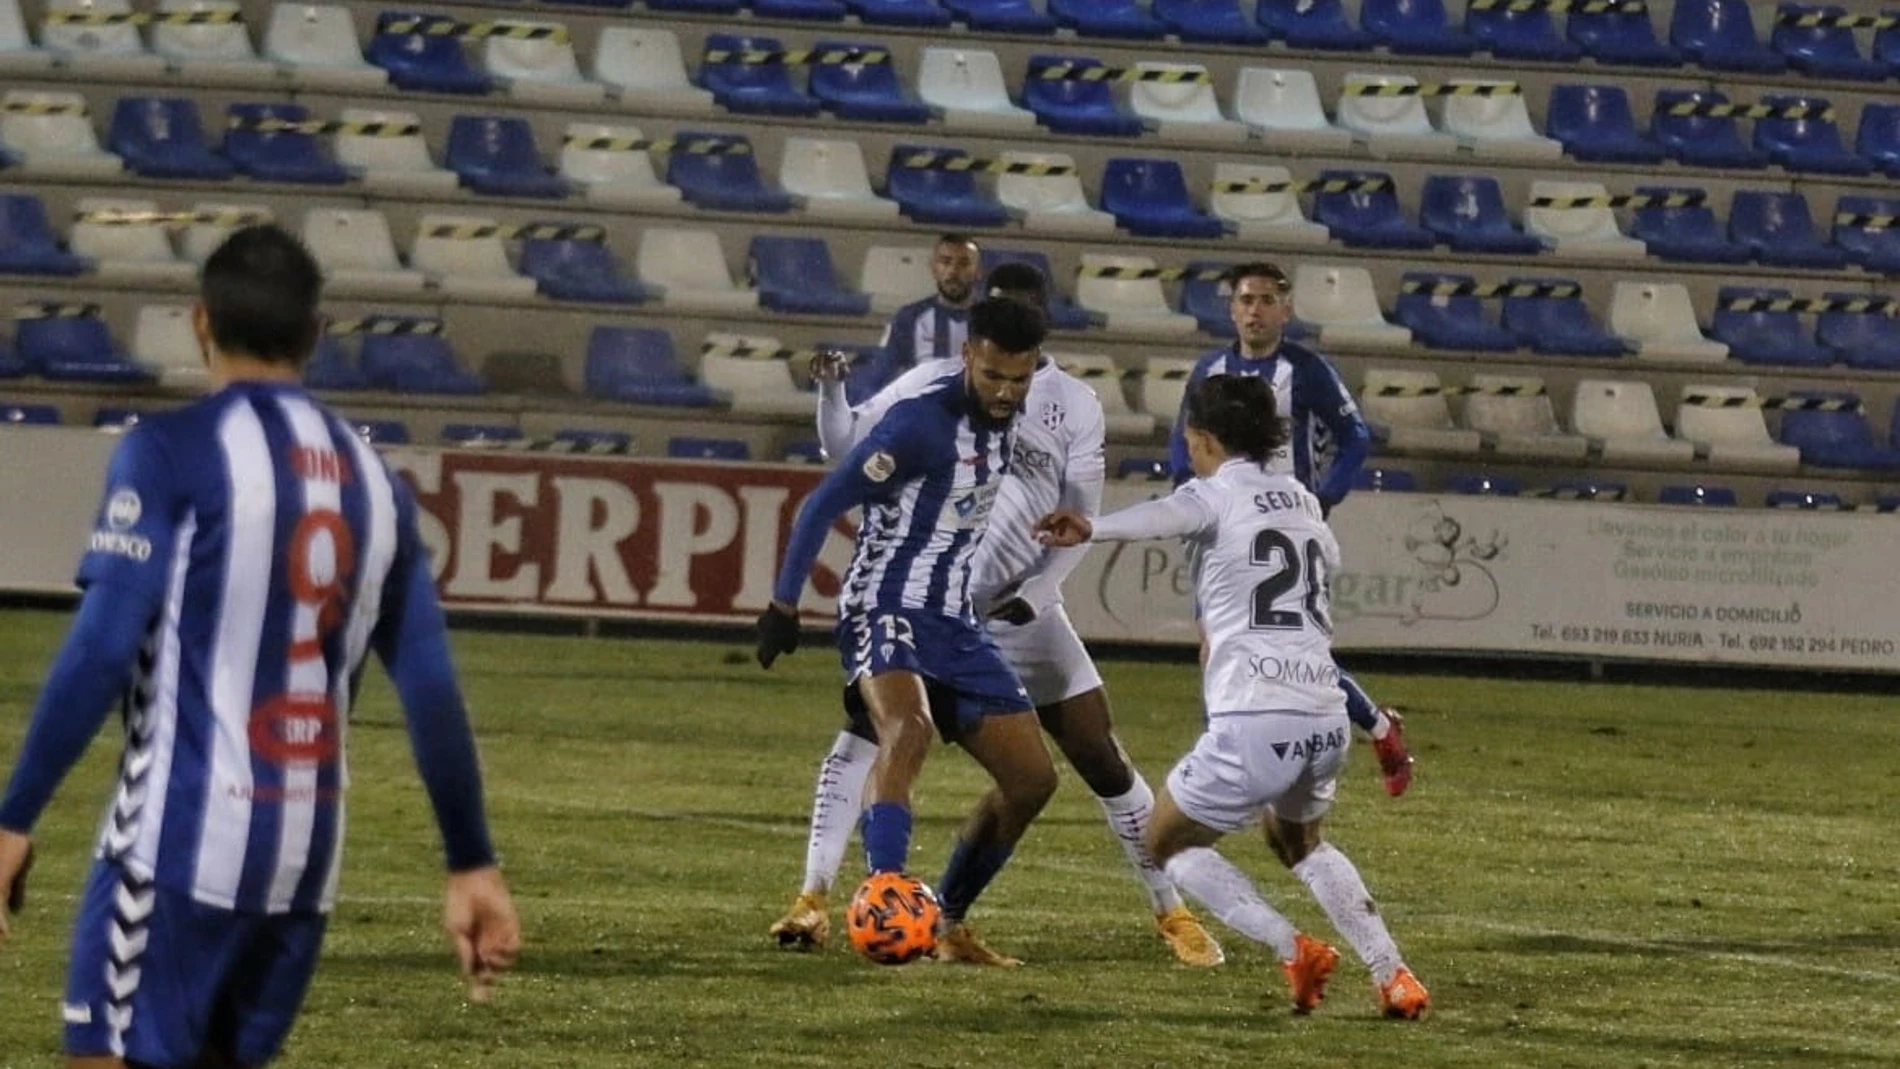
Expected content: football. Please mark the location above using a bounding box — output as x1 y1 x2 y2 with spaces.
845 872 941 965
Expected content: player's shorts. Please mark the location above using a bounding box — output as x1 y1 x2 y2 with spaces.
838 607 1032 739
984 602 1104 708
1165 710 1351 834
64 859 328 1068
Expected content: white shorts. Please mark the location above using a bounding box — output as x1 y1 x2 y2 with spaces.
1165 711 1351 833
983 602 1104 708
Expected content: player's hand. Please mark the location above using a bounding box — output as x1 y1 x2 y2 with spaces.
756 601 801 669
444 865 520 1004
1034 510 1093 548
0 829 36 951
987 597 1036 626
808 348 852 384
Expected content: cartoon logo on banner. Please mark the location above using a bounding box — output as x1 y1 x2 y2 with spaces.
1335 503 1507 626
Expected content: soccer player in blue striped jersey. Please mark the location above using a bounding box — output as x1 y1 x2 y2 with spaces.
875 234 980 379
0 226 519 1068
758 297 1057 966
1169 262 1414 798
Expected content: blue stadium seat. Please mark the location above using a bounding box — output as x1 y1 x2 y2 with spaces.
700 34 822 117
1467 4 1581 61
1447 474 1521 496
1670 0 1785 72
1352 467 1418 492
1257 0 1373 50
1877 12 1900 77
1023 55 1145 137
553 428 633 452
442 424 523 446
520 239 654 303
1658 484 1737 506
1652 90 1769 169
1771 4 1888 80
1855 103 1900 178
17 314 154 384
755 0 849 18
1766 489 1852 509
1567 4 1681 66
1101 159 1223 239
1543 480 1627 502
1777 392 1900 470
1630 187 1750 263
1547 85 1665 164
847 0 951 26
304 335 370 390
1153 0 1269 44
1818 293 1900 370
1394 272 1519 352
670 436 751 460
1832 195 1900 274
752 236 872 316
367 13 491 94
0 335 24 378
223 103 349 185
885 144 1010 227
445 116 568 198
1117 457 1170 481
647 0 742 10
1310 170 1434 249
1178 261 1234 338
810 40 931 123
942 0 1054 33
667 132 794 214
1728 191 1847 270
1882 494 1900 513
361 331 485 394
1711 286 1833 367
93 408 149 430
1361 0 1475 54
351 420 412 444
978 248 1091 330
1050 0 1166 39
1753 95 1872 176
0 196 87 276
783 439 826 463
1419 176 1542 255
1501 279 1627 357
583 326 721 407
109 98 234 180
2 403 59 425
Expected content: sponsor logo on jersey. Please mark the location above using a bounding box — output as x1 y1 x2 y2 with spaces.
1245 655 1339 687
1011 443 1055 473
862 450 897 483
89 530 153 562
1270 727 1347 761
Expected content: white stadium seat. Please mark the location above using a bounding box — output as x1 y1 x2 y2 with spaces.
636 228 758 313
1440 81 1563 161
858 245 933 316
133 304 210 387
180 201 272 264
560 122 682 209
699 333 811 418
40 0 168 78
484 20 604 107
301 208 426 295
1360 368 1483 455
1138 357 1196 429
918 48 1036 132
995 150 1116 237
1674 384 1801 473
1336 73 1459 158
1209 162 1330 245
410 214 538 301
1051 350 1155 438
0 0 55 72
778 137 898 223
1524 180 1647 260
0 91 122 178
1126 62 1246 143
333 107 457 195
1291 265 1412 350
68 197 197 286
1233 68 1352 153
1570 379 1697 466
150 0 277 87
591 29 715 115
1075 255 1198 336
1460 374 1589 460
1610 282 1730 363
263 3 387 91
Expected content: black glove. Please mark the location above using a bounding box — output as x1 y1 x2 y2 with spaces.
987 597 1036 627
756 603 801 669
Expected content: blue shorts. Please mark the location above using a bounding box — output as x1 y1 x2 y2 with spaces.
837 607 1031 736
65 860 328 1067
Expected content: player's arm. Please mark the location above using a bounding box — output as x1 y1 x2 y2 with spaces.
1011 401 1107 611
1037 481 1218 547
814 376 857 461
1305 357 1371 512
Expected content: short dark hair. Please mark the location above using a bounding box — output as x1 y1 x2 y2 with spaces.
1185 374 1287 465
967 295 1046 355
1223 261 1291 293
983 262 1048 311
936 232 978 252
200 224 323 365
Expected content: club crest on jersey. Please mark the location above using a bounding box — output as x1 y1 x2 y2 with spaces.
106 489 142 530
1040 402 1065 431
1270 728 1348 761
862 450 897 483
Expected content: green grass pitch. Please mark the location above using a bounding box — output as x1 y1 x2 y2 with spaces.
0 607 1896 1067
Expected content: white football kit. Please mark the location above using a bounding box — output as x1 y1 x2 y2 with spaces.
1088 459 1351 832
817 357 1107 706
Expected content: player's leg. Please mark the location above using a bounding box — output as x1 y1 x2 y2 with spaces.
1339 670 1413 797
206 910 329 1066
933 707 1058 966
769 690 879 949
854 670 937 877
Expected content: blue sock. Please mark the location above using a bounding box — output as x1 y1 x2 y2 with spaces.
1338 670 1379 734
937 838 1015 925
860 802 912 874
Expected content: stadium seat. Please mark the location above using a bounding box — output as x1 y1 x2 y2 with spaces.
1728 191 1846 270
1818 293 1900 369
484 20 604 107
1153 0 1267 44
0 92 121 179
360 329 484 395
1658 484 1737 506
1673 384 1801 472
1778 392 1900 469
670 437 751 461
591 28 717 115
132 304 207 387
1524 181 1648 260
367 12 491 94
92 407 149 430
549 429 631 453
1336 74 1458 157
647 0 741 11
1831 196 1900 273
1856 104 1900 178
1257 0 1372 50
331 107 456 196
1024 55 1144 137
1766 489 1852 509
1570 379 1695 465
779 137 897 223
304 335 369 391
1446 474 1521 496
1394 273 1519 352
1209 163 1329 245
349 419 411 444
223 103 349 185
301 209 425 295
1547 85 1665 164
767 2 858 24
1136 357 1194 427
1100 158 1222 239
109 98 233 180
521 236 656 304
942 0 1055 33
1292 265 1412 350
637 228 759 313
1461 374 1588 461
1361 369 1483 455
699 333 809 417
991 151 1114 236
1711 286 1833 367
1567 3 1681 66
559 123 683 209
1772 4 1887 80
1878 15 1900 78
39 0 167 78
441 424 523 448
150 0 276 87
885 145 1009 227
1652 89 1770 169
1233 68 1353 153
264 4 388 92
445 116 568 199
0 195 86 276
1050 0 1166 40
917 48 1036 132
979 248 1091 330
1466 2 1581 61
17 311 153 383
1076 254 1198 335
0 0 53 74
1 402 59 423
699 34 821 117
1502 280 1627 357
1439 82 1562 161
1670 0 1785 71
859 245 932 315
751 236 871 317
1420 176 1542 255
480 350 568 395
1609 282 1729 363
1126 62 1247 143
0 333 24 377
1755 95 1871 175
1361 0 1475 54
1541 480 1627 502
1352 467 1418 492
810 40 930 124
1177 260 1236 338
67 197 195 285
584 327 721 407
1629 187 1748 263
1311 170 1433 250
410 215 538 300
179 201 270 265
1045 352 1151 436
668 132 793 214
848 0 952 27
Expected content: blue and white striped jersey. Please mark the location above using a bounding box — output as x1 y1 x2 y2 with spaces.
878 296 970 375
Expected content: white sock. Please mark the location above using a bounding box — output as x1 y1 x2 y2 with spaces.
1095 776 1183 914
1163 847 1297 960
801 731 877 895
1292 843 1404 985
1368 708 1392 740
